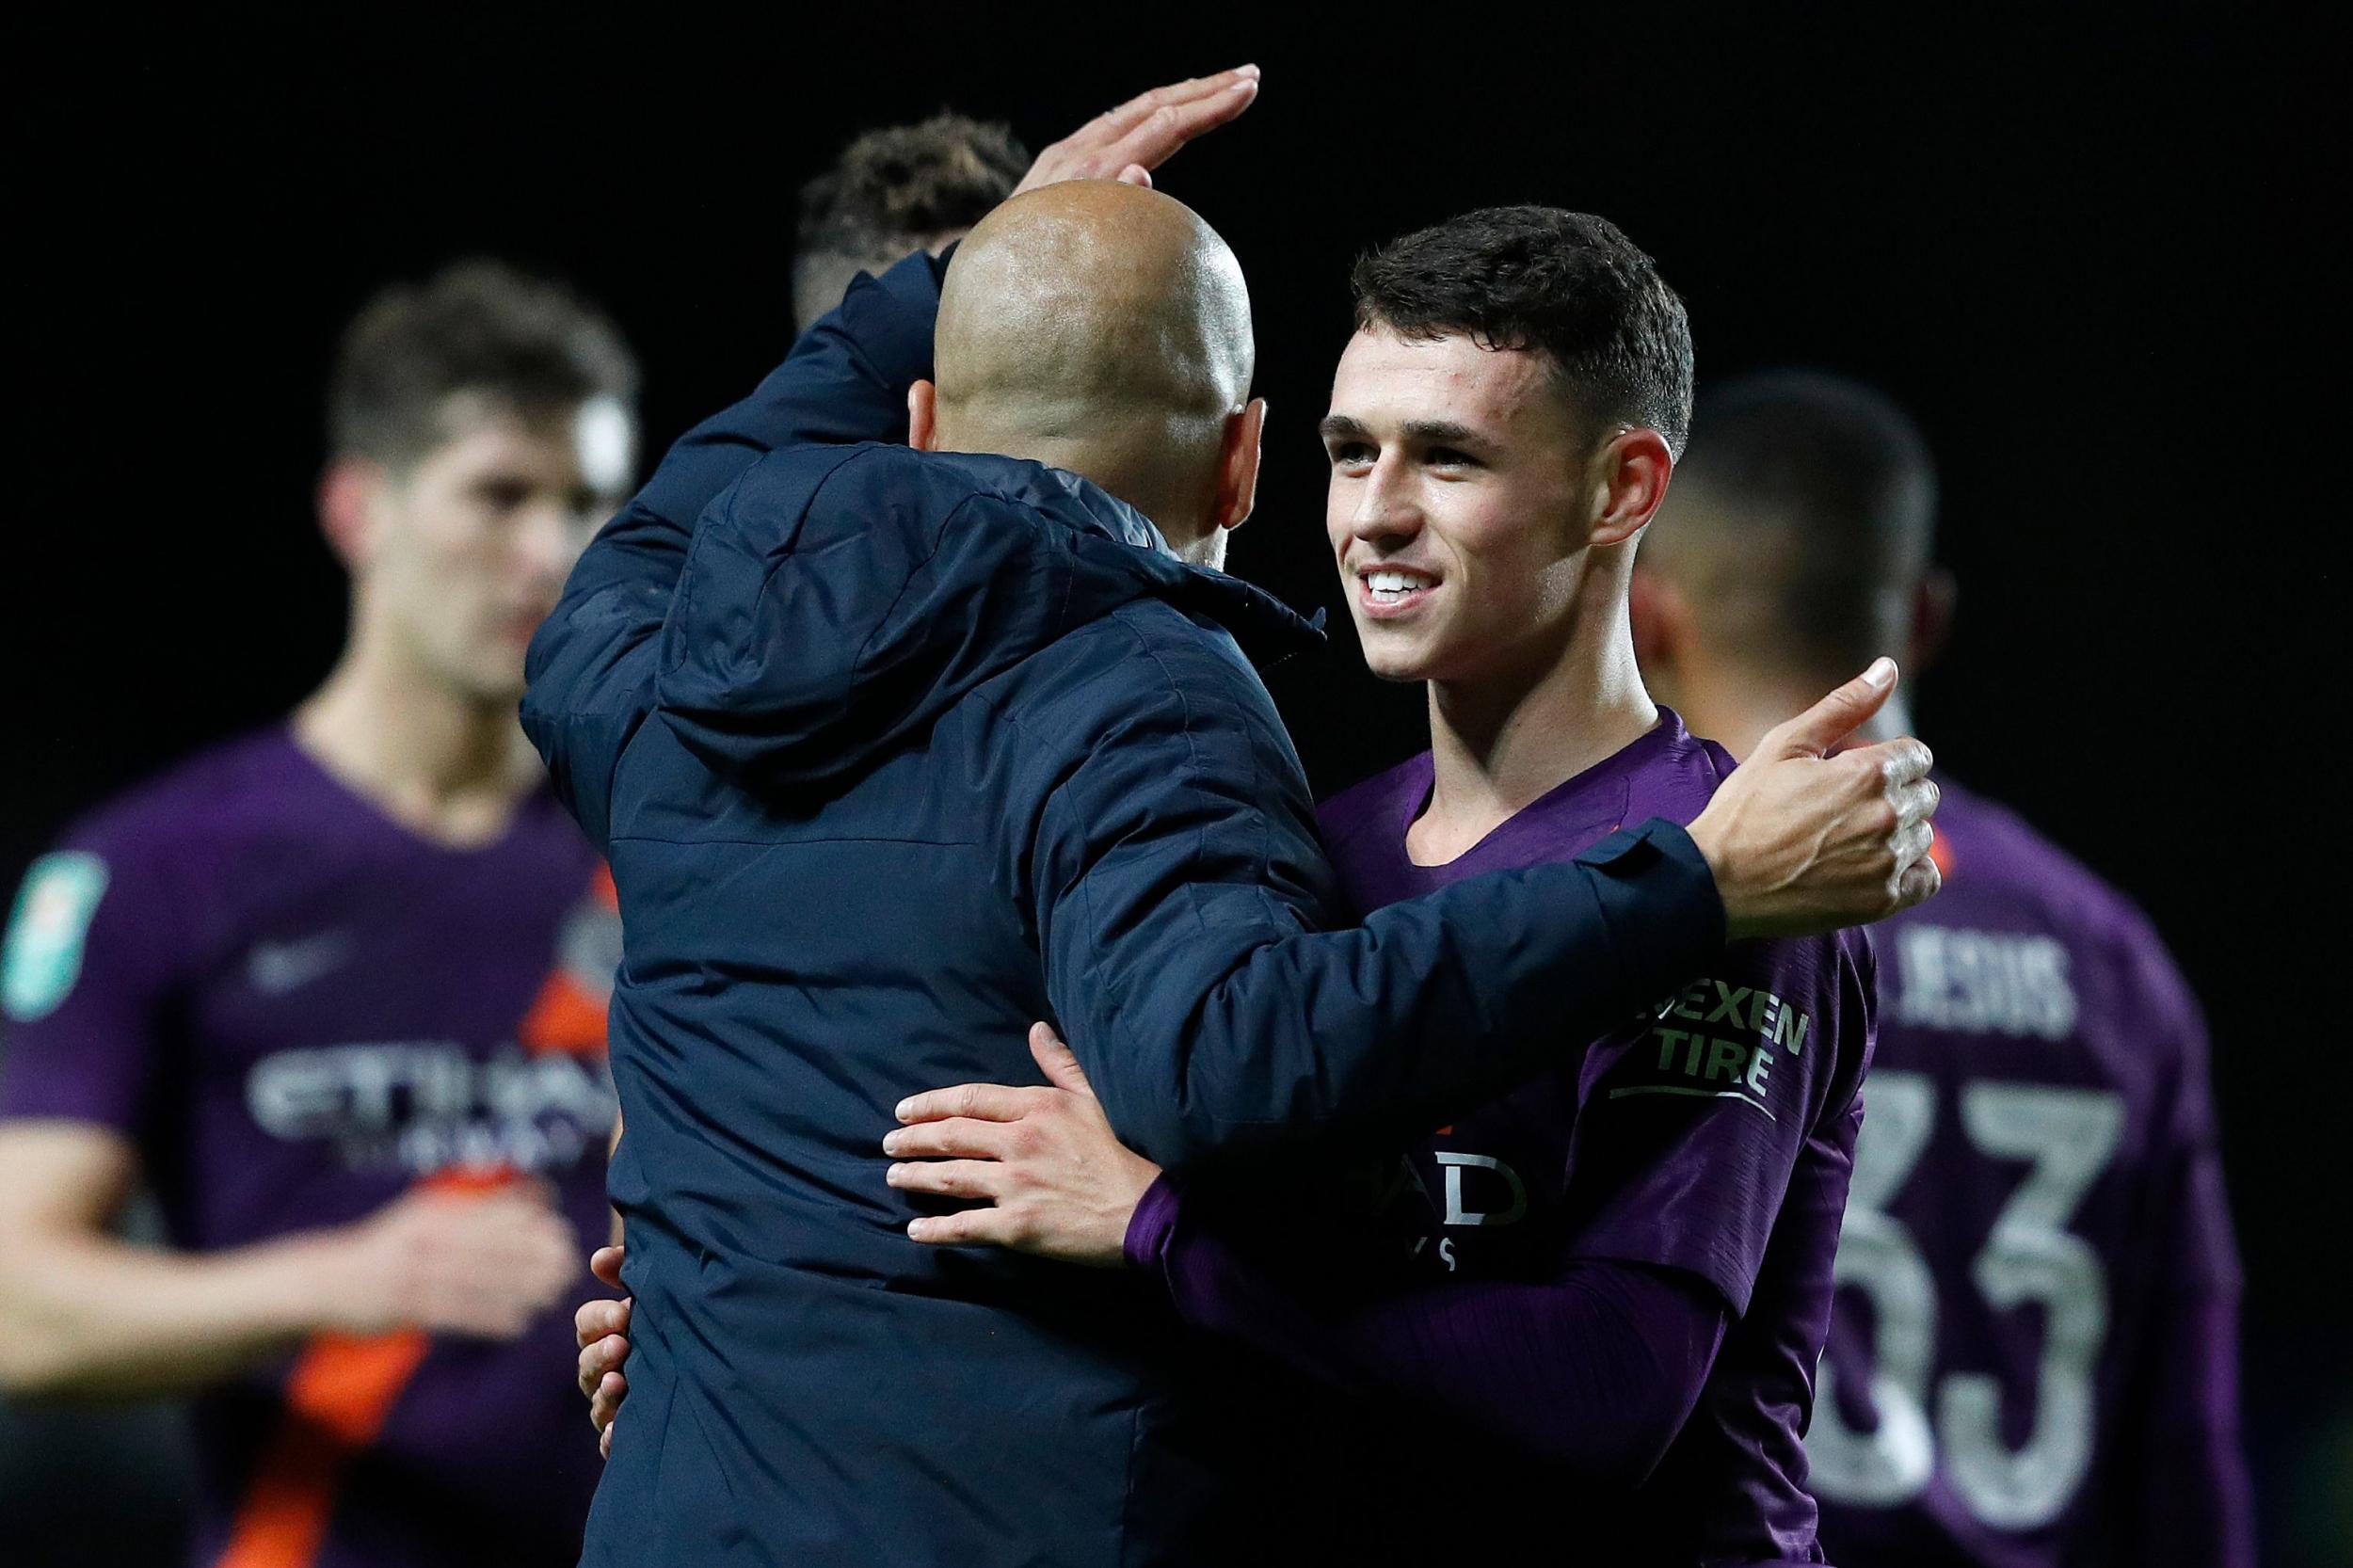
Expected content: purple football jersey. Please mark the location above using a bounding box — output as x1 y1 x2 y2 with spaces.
1311 711 1874 1565
1806 781 2251 1568
0 728 619 1568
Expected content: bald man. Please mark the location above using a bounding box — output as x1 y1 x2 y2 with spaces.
524 76 1935 1568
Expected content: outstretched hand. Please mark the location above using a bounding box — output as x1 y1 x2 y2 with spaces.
1687 657 1942 940
886 1024 1162 1267
1015 66 1260 195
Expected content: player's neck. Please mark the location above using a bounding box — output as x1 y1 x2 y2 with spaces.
294 641 541 850
1412 608 1657 867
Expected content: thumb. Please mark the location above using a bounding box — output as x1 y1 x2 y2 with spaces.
1759 657 1897 760
589 1244 626 1288
1116 163 1153 187
1029 1022 1095 1097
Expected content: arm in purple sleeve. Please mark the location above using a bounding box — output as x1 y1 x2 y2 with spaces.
2111 968 2255 1568
1124 1176 1728 1485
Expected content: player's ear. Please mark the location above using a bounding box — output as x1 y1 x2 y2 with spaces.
1588 427 1673 549
1911 566 1958 677
1213 397 1267 534
316 457 384 570
906 381 940 452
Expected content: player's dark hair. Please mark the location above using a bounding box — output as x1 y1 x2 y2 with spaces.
328 260 637 468
798 112 1030 258
1351 205 1694 455
1679 369 1937 570
1663 369 1939 676
792 113 1030 326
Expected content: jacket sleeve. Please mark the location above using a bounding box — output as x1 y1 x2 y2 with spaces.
1027 625 1725 1172
520 248 947 841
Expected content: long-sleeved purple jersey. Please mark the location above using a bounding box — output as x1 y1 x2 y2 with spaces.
1807 779 2252 1568
1128 712 1875 1564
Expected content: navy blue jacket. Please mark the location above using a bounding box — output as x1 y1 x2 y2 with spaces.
521 248 1727 1567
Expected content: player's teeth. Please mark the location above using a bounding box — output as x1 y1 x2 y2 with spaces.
1367 571 1423 593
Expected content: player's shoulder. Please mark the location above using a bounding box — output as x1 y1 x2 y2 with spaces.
1623 710 1739 828
48 726 312 869
1922 778 2175 969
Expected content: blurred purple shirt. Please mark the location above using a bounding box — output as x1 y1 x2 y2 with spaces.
1806 780 2252 1568
0 728 618 1568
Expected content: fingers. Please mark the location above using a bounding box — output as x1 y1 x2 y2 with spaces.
1028 1023 1094 1096
1020 67 1261 193
1893 776 1940 831
575 1293 631 1352
1091 66 1258 143
589 1243 625 1289
600 1419 615 1461
1892 819 1935 874
577 1328 631 1400
907 1208 1022 1248
895 1082 1042 1126
1760 657 1899 760
883 1116 1015 1160
886 1159 1007 1200
1896 855 1943 910
1099 76 1259 177
590 1369 628 1433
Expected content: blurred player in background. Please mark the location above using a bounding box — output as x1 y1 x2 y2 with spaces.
1632 370 2253 1566
0 111 1032 1568
0 262 637 1568
791 112 1030 329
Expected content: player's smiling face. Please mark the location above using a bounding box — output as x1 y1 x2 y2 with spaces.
1322 325 1597 685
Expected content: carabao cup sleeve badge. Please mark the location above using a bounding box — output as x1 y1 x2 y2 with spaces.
3 852 110 1022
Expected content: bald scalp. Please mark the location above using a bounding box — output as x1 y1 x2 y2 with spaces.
932 182 1253 527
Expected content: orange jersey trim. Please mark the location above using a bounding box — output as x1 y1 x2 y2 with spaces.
213 1330 430 1568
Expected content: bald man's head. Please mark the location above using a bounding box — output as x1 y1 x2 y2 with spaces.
917 182 1261 564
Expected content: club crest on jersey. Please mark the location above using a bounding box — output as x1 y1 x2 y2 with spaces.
3 852 109 1022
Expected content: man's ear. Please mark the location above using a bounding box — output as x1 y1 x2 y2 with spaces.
316 458 383 570
1213 397 1267 534
1589 427 1674 549
1911 565 1958 677
907 380 940 451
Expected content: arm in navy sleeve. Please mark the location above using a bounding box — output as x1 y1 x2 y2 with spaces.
1027 636 1724 1172
520 248 946 840
1123 1176 1726 1481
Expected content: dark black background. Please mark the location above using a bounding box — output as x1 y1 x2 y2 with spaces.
8 7 2345 1560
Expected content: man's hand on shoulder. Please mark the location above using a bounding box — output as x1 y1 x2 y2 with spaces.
1688 658 1941 940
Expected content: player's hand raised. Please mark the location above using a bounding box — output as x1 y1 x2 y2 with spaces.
886 1024 1161 1267
1687 657 1941 940
323 1183 579 1341
1015 66 1260 194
